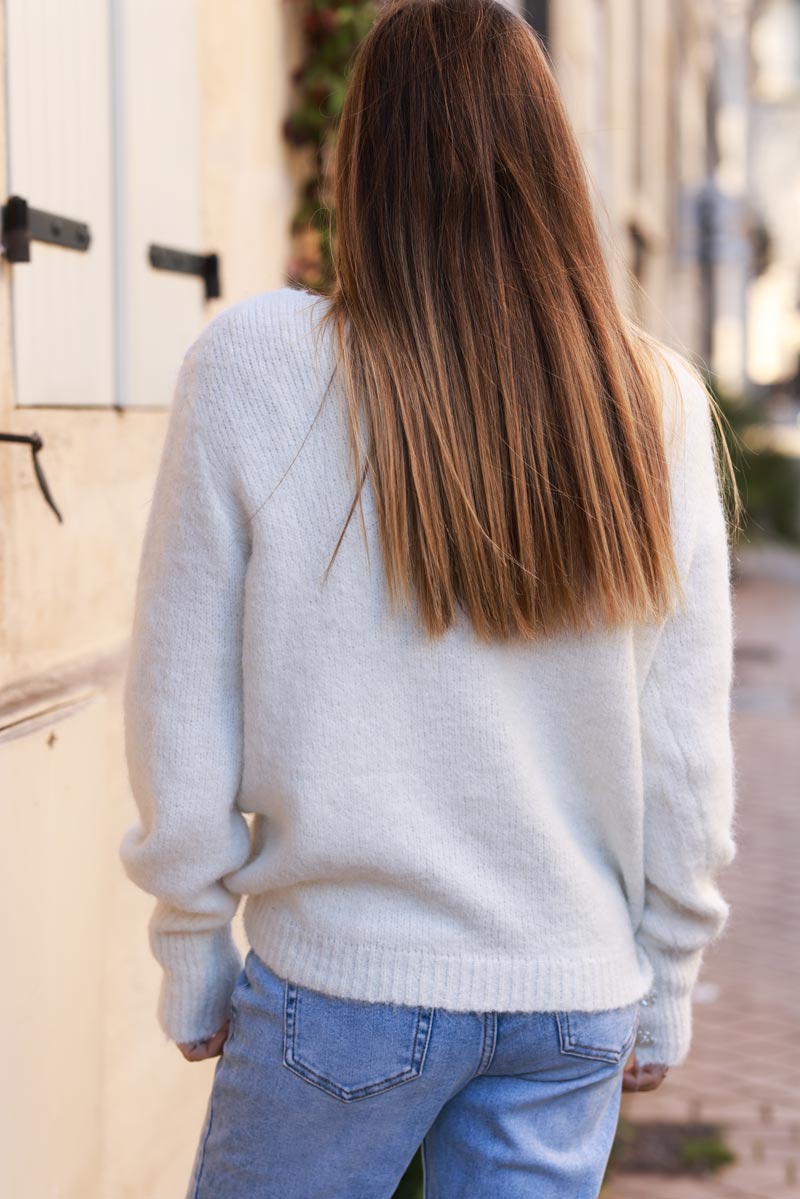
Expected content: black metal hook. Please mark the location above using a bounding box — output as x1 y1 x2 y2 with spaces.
148 243 221 300
1 194 91 262
0 431 63 522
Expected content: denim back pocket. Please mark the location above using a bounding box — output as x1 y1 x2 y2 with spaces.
283 982 434 1102
556 1001 640 1064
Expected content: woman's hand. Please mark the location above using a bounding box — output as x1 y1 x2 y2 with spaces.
622 1053 670 1091
177 1018 230 1062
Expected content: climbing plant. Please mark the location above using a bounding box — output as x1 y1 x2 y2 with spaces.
283 0 378 292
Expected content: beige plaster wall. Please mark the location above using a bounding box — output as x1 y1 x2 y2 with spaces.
0 3 300 1195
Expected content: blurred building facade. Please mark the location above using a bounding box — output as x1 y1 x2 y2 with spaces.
526 0 800 410
747 0 800 418
521 0 753 395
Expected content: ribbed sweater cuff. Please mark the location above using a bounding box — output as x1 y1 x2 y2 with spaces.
634 989 694 1067
633 950 702 1067
148 925 243 1044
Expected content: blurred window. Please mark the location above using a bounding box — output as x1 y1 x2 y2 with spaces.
751 0 800 103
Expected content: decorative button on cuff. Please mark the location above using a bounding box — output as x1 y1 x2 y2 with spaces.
636 1026 656 1048
640 987 658 1008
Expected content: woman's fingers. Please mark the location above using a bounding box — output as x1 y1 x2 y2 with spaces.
205 1021 231 1057
177 1018 230 1062
622 1059 670 1092
177 1040 210 1062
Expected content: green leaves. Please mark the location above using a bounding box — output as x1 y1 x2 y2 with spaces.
284 0 376 288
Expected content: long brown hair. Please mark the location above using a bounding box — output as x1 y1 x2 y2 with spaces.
314 0 740 642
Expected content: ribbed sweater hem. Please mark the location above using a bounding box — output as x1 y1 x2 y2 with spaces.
242 896 656 1014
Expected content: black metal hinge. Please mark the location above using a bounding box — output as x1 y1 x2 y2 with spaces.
148 243 221 300
0 432 63 522
1 195 91 262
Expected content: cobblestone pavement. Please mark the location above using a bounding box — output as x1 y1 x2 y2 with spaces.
606 543 800 1199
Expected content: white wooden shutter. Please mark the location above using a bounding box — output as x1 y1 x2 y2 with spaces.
5 0 208 410
5 0 115 408
112 0 207 410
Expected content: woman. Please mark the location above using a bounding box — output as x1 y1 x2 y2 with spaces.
119 0 740 1195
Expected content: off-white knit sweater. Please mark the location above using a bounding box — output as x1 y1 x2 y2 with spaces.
119 285 737 1067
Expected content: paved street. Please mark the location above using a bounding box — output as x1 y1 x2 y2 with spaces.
606 542 800 1198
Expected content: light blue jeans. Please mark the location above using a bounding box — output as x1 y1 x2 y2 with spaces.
186 947 640 1198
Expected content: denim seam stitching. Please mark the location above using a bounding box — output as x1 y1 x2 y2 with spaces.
421 1132 433 1199
222 998 241 1053
474 1011 498 1075
190 1088 217 1198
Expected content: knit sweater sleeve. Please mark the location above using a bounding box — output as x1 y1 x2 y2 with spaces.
119 327 252 1045
633 356 738 1068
